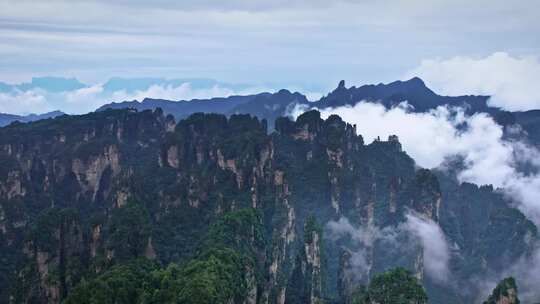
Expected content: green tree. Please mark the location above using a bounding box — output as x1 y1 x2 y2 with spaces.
66 209 264 304
174 248 245 304
64 259 155 304
106 201 151 261
352 268 427 304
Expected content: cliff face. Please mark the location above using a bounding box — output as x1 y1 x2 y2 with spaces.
285 216 324 304
0 109 536 303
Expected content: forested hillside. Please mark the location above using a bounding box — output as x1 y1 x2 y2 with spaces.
0 108 534 303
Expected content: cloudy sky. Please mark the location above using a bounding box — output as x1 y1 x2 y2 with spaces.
1 0 540 114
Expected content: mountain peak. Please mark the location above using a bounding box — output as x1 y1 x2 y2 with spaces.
338 80 346 89
406 76 426 86
386 77 428 90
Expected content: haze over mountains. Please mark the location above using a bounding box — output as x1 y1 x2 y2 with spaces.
90 77 540 230
0 76 321 118
1 75 540 303
2 0 540 303
97 77 540 149
5 75 539 140
0 111 64 128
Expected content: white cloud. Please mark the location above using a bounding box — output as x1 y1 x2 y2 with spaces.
506 245 540 302
291 101 540 228
326 217 397 248
310 102 496 170
294 97 540 299
407 52 540 111
326 214 451 283
2 1 540 85
326 218 374 281
0 89 52 115
64 84 105 113
404 212 450 283
471 240 540 303
326 217 397 281
109 83 269 103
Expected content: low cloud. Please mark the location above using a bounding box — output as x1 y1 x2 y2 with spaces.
326 217 393 248
469 240 540 303
326 213 450 283
404 212 450 283
326 217 397 281
109 83 269 104
297 100 540 299
64 84 105 113
0 89 52 115
290 101 540 227
406 52 540 111
507 245 540 302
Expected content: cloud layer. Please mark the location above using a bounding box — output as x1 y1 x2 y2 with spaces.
407 52 540 111
404 212 450 283
1 1 539 86
291 102 540 227
292 93 540 301
326 213 450 283
0 89 51 115
0 81 277 115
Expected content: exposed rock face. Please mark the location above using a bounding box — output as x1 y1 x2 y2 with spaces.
338 250 354 304
90 224 101 258
304 219 323 304
0 108 536 303
144 237 157 260
1 170 25 199
166 145 179 168
20 209 85 303
72 145 120 201
244 265 258 304
285 217 323 304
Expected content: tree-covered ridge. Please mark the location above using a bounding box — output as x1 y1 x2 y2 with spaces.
64 259 155 304
106 201 152 262
64 208 264 304
0 108 537 303
351 268 428 304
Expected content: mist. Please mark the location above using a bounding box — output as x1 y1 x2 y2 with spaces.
295 100 540 301
403 212 450 283
291 101 540 228
326 212 450 283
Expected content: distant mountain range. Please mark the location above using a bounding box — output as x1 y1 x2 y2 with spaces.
0 77 87 93
99 77 494 115
3 77 540 146
1 77 539 303
97 77 540 145
0 105 533 303
0 111 65 127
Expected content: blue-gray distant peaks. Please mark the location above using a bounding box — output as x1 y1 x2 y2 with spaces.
0 77 87 93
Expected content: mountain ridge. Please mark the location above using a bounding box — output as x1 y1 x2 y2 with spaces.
96 77 540 147
0 110 65 127
0 107 537 303
97 77 499 119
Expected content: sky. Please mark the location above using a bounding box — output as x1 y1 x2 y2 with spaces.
1 0 540 115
